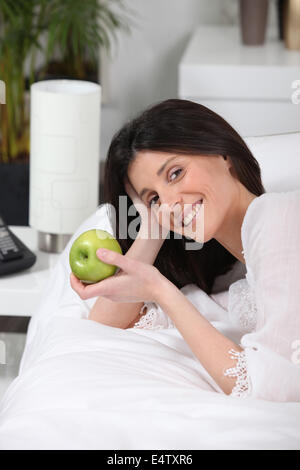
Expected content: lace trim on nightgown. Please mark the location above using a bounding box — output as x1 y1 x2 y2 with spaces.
226 279 256 397
135 295 252 397
228 278 257 333
133 302 175 330
224 348 252 398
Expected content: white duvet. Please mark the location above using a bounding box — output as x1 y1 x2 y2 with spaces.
0 205 299 450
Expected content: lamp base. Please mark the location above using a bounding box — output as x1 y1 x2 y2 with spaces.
38 231 72 253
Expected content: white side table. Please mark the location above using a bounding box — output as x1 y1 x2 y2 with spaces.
0 226 60 317
178 26 300 137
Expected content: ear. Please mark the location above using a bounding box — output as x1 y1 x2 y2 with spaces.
224 155 237 178
222 154 231 168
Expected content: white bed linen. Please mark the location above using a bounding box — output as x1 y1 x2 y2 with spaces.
0 204 299 449
1 296 300 449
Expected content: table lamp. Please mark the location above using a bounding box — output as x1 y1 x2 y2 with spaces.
29 79 101 253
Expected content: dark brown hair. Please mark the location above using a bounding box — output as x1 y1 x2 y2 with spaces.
103 99 265 294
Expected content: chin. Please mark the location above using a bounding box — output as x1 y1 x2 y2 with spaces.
170 218 213 243
186 227 215 245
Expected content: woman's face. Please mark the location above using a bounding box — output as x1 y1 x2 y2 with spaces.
127 150 243 243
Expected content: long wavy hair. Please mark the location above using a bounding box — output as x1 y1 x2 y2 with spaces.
103 99 265 295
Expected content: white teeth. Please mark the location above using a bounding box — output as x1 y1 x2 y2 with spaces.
183 200 203 227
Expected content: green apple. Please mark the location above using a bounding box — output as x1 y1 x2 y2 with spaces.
69 229 122 284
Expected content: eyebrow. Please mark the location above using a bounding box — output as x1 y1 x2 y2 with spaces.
138 155 179 200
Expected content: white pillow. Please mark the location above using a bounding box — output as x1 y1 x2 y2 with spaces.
213 132 300 293
245 132 300 192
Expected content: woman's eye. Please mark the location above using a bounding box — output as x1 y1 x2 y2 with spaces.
147 168 183 207
169 168 182 182
149 195 159 207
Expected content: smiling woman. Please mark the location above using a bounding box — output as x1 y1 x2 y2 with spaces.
104 99 265 295
70 98 300 401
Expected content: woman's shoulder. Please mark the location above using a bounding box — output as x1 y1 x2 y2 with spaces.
242 190 300 258
243 190 300 228
246 189 300 217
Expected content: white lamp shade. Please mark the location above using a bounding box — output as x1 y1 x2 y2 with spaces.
29 79 101 235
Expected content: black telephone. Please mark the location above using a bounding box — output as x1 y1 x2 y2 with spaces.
0 214 37 276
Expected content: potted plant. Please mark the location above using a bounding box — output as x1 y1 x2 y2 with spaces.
0 0 132 226
35 0 132 84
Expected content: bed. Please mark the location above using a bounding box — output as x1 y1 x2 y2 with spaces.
0 132 299 450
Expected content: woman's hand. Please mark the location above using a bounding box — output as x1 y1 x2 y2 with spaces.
124 177 173 240
70 248 165 303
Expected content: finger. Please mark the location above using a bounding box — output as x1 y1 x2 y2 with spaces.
97 249 135 273
71 271 125 300
70 272 80 290
70 273 87 299
70 253 131 301
70 271 109 300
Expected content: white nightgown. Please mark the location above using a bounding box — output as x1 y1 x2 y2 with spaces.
133 190 300 402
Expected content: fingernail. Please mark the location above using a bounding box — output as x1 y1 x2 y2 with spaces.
97 248 108 257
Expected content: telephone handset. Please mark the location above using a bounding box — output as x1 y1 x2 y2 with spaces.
0 215 36 276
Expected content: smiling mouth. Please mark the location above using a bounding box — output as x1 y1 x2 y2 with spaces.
181 199 203 227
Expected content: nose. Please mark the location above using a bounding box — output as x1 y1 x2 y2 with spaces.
157 191 183 225
159 190 180 210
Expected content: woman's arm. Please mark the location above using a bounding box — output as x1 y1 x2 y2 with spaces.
71 237 242 394
156 278 243 395
87 232 165 329
74 177 168 329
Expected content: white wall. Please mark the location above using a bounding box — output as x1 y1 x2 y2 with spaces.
23 0 277 164
99 0 277 161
